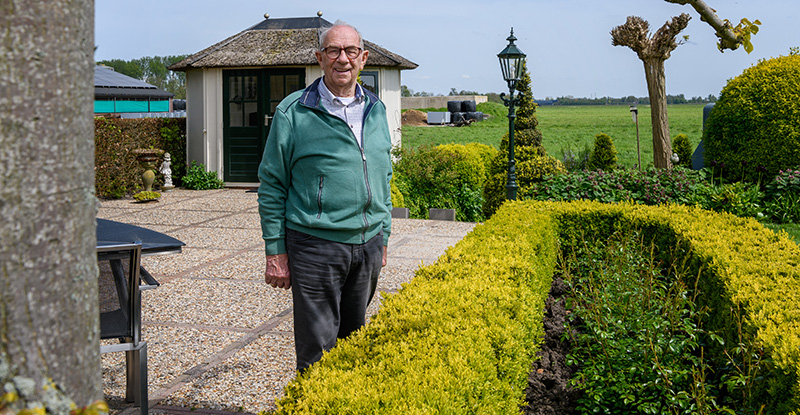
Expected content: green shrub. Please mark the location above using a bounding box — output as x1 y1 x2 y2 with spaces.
764 168 800 223
558 143 593 171
703 52 800 183
672 133 693 169
389 176 404 209
435 143 496 191
587 133 618 171
698 181 764 219
531 166 705 206
132 190 161 202
182 161 224 190
392 144 494 222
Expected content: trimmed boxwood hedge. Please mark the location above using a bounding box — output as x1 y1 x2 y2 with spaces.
274 201 800 414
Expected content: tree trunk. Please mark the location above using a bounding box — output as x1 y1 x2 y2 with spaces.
642 57 673 169
0 0 100 409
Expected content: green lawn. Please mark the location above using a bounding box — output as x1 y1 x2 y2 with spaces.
402 103 706 169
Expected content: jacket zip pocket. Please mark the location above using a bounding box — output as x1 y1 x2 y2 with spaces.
317 176 324 219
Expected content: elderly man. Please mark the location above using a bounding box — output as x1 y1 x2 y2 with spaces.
257 20 392 373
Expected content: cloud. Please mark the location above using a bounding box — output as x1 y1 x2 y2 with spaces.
462 74 471 79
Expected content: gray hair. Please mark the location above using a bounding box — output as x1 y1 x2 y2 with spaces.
318 20 364 49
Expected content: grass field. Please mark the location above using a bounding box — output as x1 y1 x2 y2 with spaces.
402 103 707 168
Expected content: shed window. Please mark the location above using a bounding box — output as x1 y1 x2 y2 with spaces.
360 71 378 97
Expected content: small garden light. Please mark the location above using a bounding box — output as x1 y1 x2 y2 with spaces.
630 104 641 170
498 28 526 200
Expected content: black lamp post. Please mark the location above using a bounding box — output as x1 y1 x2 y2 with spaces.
498 28 526 201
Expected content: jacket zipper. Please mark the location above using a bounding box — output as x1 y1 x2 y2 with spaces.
317 176 324 219
360 146 372 243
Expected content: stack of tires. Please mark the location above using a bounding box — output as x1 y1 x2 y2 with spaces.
448 100 483 124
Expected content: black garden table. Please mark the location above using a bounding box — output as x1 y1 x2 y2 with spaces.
96 218 184 415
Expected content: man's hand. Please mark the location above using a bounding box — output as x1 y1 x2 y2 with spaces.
382 245 388 267
265 253 291 289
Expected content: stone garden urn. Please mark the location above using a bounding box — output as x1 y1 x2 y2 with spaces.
133 148 164 192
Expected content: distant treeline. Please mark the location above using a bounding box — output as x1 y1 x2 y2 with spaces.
402 87 717 106
544 94 718 105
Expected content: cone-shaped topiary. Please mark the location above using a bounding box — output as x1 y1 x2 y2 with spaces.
587 133 618 171
672 133 693 169
703 51 800 183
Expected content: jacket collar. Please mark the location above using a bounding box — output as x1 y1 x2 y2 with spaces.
299 77 381 113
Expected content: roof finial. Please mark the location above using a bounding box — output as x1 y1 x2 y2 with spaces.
264 13 269 19
317 11 323 17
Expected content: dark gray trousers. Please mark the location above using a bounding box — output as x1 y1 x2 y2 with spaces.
286 228 382 372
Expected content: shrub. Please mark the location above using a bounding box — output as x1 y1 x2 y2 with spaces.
672 133 693 169
703 52 800 183
435 143 496 191
182 161 224 190
587 133 618 171
558 143 592 171
389 176 404 209
392 144 495 222
763 168 800 223
695 181 764 219
530 166 705 206
563 230 717 413
483 153 565 217
132 190 161 202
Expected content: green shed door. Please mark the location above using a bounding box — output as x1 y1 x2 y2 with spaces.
223 69 304 183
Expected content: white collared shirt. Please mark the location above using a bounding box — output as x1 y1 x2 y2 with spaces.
318 78 366 147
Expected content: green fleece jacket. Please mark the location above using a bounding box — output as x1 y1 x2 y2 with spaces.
257 78 392 255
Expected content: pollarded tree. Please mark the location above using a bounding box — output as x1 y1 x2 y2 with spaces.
611 13 691 169
613 1 760 170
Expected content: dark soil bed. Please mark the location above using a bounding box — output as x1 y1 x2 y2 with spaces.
521 276 580 414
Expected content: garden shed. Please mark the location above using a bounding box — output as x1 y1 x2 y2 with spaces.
168 14 417 184
94 65 174 115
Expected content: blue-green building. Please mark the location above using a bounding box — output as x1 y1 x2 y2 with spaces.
94 65 174 114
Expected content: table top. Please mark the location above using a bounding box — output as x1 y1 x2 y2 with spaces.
97 218 185 256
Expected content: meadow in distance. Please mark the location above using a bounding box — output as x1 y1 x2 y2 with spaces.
402 102 706 169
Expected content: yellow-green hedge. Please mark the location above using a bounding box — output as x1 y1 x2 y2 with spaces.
276 202 557 414
275 200 800 413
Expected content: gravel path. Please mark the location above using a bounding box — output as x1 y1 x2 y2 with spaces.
99 189 476 415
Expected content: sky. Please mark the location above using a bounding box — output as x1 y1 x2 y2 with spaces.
95 0 798 99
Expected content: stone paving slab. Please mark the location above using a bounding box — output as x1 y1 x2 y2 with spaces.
100 189 475 415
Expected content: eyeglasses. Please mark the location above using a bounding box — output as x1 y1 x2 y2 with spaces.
321 46 363 60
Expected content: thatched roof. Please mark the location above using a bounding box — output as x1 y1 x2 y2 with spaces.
169 17 417 71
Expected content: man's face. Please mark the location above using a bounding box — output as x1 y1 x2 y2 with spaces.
315 26 368 96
